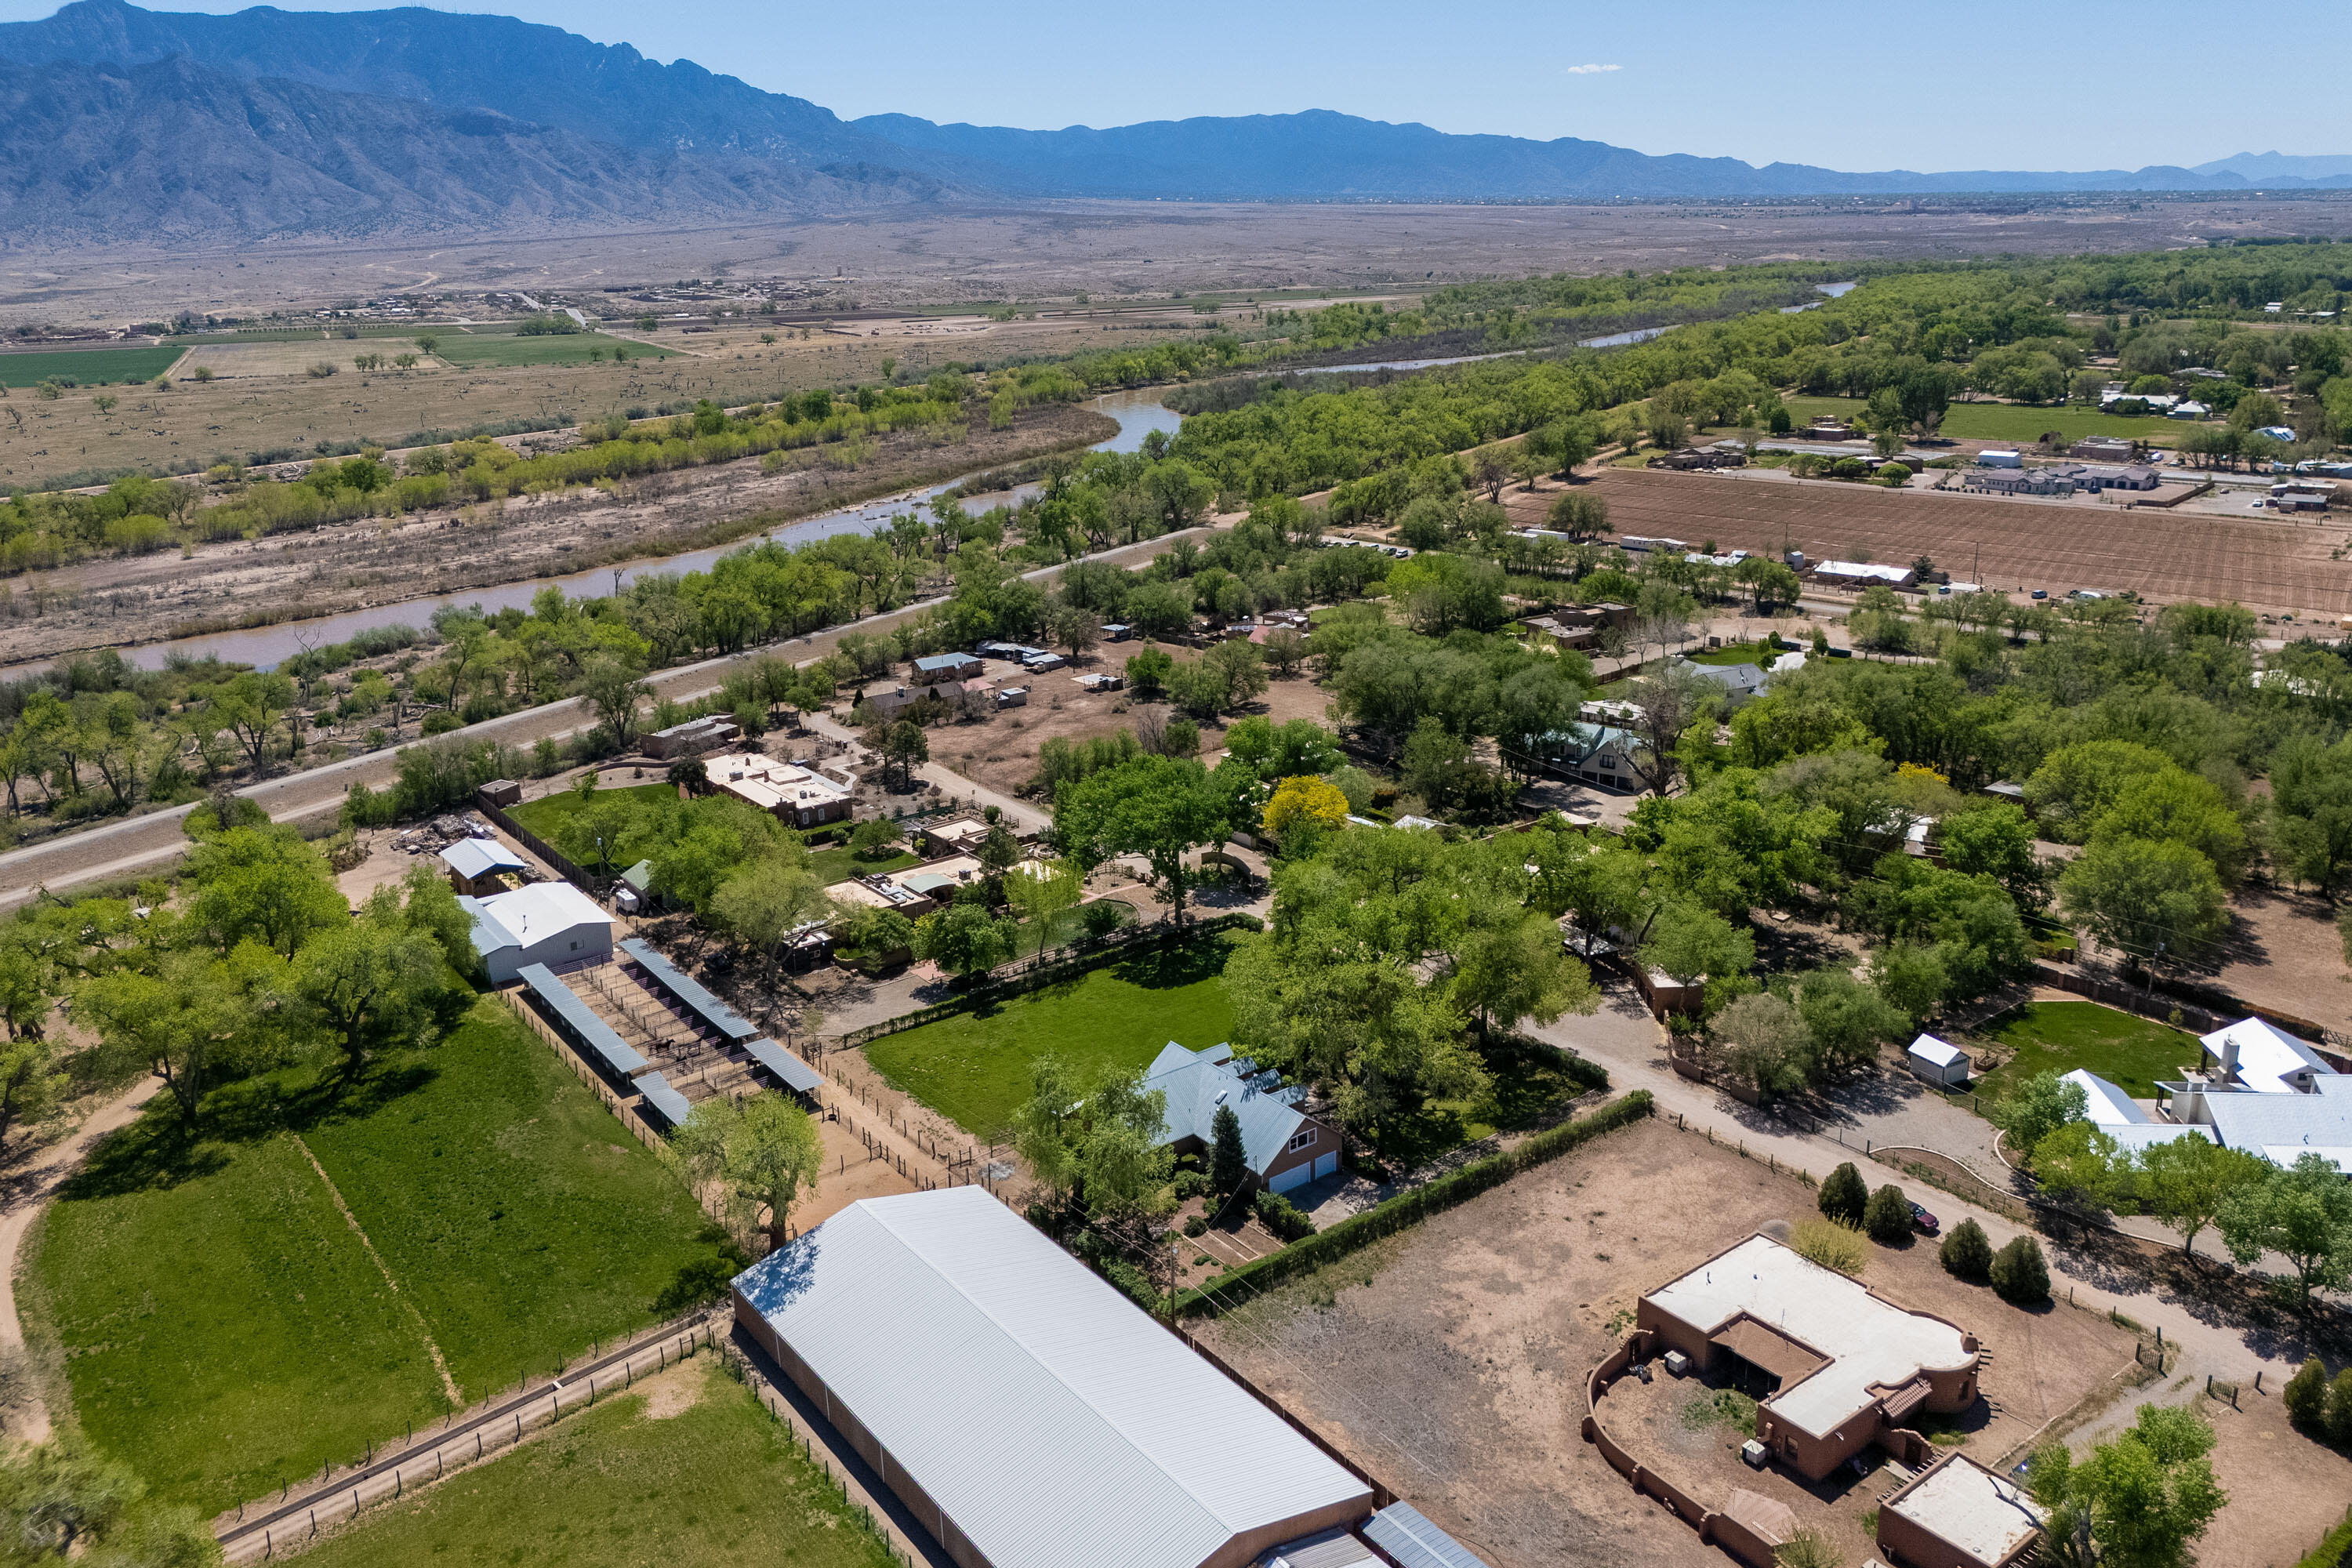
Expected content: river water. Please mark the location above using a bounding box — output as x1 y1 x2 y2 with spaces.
49 388 1185 675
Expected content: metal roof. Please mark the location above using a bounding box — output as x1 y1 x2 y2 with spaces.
620 938 758 1040
735 1189 1370 1568
470 882 611 950
2201 1016 2328 1094
517 964 648 1079
1362 1504 1493 1568
631 1070 692 1129
744 1038 823 1095
1145 1041 1307 1176
439 837 528 879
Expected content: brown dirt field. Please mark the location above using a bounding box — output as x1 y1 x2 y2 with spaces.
1524 469 2352 619
1194 1114 2136 1568
2201 887 2352 1026
0 401 1112 666
919 648 1334 802
2195 1384 2352 1568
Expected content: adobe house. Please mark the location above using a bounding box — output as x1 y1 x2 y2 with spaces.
1638 1234 1980 1482
1876 1452 2045 1568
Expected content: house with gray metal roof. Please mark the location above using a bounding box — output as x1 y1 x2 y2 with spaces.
2156 1017 2352 1172
731 1187 1374 1568
1144 1042 1338 1196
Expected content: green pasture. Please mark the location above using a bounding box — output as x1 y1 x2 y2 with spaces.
0 347 183 387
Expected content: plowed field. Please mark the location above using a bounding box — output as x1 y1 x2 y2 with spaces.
1521 470 2352 616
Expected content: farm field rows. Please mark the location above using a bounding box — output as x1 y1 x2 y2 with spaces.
26 997 734 1512
1544 469 2352 616
434 331 672 368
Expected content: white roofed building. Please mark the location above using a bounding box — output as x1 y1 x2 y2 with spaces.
731 1188 1374 1568
2159 1018 2352 1172
704 752 852 829
461 881 614 984
2057 1069 2215 1155
437 836 528 895
1907 1034 1970 1087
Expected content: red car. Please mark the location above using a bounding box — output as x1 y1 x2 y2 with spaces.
1910 1202 1940 1236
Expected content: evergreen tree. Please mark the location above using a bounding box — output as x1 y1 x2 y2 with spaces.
1864 1183 1915 1243
1991 1235 2051 1304
1940 1218 1994 1281
2283 1356 2328 1430
1818 1162 1869 1227
1210 1102 1248 1199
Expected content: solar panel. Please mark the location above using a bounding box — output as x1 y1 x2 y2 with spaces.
619 938 758 1040
744 1038 823 1095
517 964 648 1079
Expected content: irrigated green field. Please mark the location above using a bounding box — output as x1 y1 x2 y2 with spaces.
27 997 735 1512
1781 396 2187 445
0 347 184 387
864 936 1238 1138
505 782 677 841
299 1363 895 1568
434 331 671 368
1971 1000 2201 1105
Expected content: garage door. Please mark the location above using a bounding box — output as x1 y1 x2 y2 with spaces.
1313 1151 1339 1180
1270 1163 1310 1194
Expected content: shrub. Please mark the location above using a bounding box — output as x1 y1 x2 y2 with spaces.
2329 1367 2352 1447
1171 1169 1209 1201
1789 1218 1867 1277
1819 1162 1869 1226
1252 1189 1316 1243
1182 1214 1209 1239
1079 899 1131 942
1989 1235 2050 1305
420 710 463 736
1864 1183 1914 1243
1775 1530 1842 1568
1940 1218 1994 1281
2284 1356 2328 1430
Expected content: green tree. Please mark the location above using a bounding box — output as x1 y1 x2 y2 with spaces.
1940 1217 1994 1280
1004 858 1083 955
674 1092 824 1254
2137 1134 2270 1259
578 657 653 750
2059 836 2230 965
295 915 445 1078
1936 803 2047 906
556 794 641 876
710 858 832 971
1714 991 1809 1097
1819 1162 1869 1227
1991 1070 2088 1160
877 720 929 791
185 827 349 958
1446 902 1598 1042
1795 968 1909 1081
2218 1152 2352 1306
0 1036 67 1152
1054 755 1229 927
1124 645 1175 699
914 901 1017 981
2029 1403 2223 1568
1990 1234 2050 1304
2031 1121 2124 1209
1209 1102 1248 1199
1638 902 1755 995
1864 1182 1914 1243
2281 1356 2328 1429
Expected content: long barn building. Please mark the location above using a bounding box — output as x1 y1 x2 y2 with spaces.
732 1187 1375 1568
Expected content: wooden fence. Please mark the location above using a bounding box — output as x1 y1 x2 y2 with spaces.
477 796 607 894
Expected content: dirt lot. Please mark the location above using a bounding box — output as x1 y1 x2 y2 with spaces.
1194 1114 2138 1568
0 401 1113 666
2201 886 2352 1025
1523 469 2352 619
913 645 1336 802
2194 1381 2352 1568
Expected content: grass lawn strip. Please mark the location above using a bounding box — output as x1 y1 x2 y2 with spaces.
864 938 1240 1138
299 999 737 1400
504 781 676 842
1971 1000 2201 1105
28 1123 451 1512
1780 394 2185 444
296 1362 894 1568
808 844 922 885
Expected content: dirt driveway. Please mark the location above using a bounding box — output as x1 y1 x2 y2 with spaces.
1195 1114 2137 1568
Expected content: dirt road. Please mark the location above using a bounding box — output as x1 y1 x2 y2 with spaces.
0 524 1220 909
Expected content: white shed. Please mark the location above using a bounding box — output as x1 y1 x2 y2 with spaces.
1907 1033 1971 1087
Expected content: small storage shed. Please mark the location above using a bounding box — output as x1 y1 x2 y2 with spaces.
439 837 528 895
1908 1033 1971 1088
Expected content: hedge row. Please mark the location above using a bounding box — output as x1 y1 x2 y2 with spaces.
2296 1512 2352 1568
1175 1089 1655 1317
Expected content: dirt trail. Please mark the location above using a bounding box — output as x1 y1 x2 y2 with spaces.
0 1073 165 1444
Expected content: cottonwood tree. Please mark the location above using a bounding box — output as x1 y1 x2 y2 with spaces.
2137 1135 2270 1260
2219 1152 2352 1306
295 919 444 1079
578 658 654 750
2029 1404 2224 1568
1054 756 1229 927
676 1092 824 1254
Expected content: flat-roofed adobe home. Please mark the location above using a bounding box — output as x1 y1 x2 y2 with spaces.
1638 1234 1980 1481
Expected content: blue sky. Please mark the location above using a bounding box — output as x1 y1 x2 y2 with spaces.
9 0 2350 171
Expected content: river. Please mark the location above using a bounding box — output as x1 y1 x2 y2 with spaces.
46 388 1185 675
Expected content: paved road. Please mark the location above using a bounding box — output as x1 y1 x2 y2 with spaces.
0 526 1218 910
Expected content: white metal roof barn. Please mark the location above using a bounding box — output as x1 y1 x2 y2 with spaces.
731 1187 1374 1568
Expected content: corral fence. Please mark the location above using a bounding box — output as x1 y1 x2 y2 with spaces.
216 1317 721 1563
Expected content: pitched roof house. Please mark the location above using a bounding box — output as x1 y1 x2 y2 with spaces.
1144 1042 1340 1195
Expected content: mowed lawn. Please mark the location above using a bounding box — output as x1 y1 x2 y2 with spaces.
1780 395 2187 445
506 781 676 841
1971 1000 2201 1105
865 937 1239 1138
0 346 183 387
434 332 670 368
299 999 737 1397
300 1363 893 1568
27 997 736 1512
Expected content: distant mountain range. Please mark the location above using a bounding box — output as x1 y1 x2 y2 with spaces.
0 0 2345 242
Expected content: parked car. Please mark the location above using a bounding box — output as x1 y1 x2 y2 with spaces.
2030 589 2049 600
1910 1202 1940 1236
